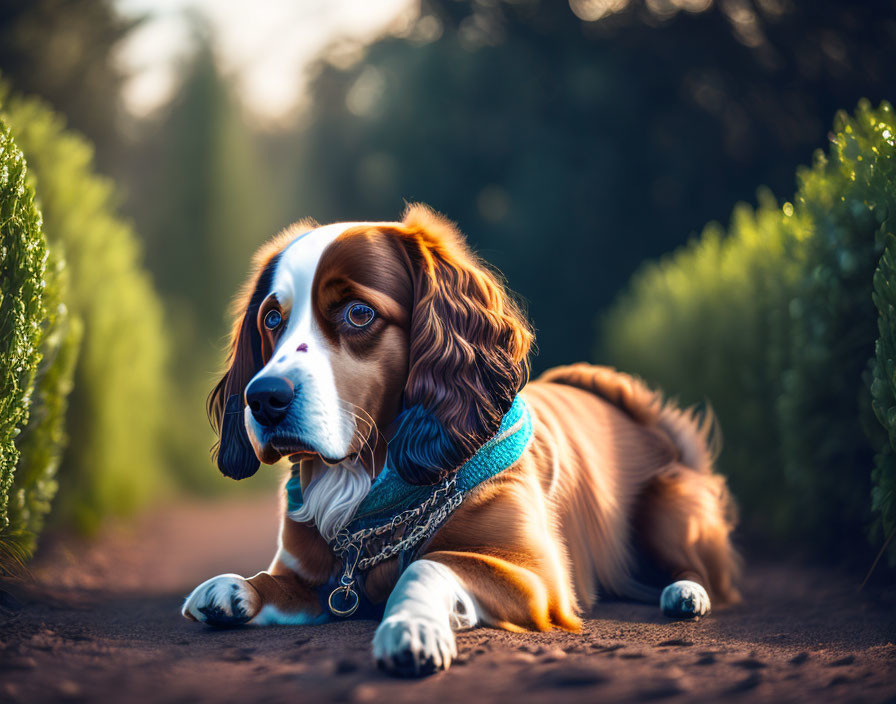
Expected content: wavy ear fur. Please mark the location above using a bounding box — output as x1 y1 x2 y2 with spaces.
207 223 313 478
388 205 533 485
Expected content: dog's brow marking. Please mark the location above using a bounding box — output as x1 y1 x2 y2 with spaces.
296 343 308 352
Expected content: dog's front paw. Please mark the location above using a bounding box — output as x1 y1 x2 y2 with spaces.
182 574 259 626
660 580 711 619
372 613 456 677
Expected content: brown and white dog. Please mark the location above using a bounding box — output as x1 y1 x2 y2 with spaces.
182 205 740 676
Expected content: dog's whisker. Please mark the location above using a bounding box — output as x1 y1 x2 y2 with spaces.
355 407 381 470
340 400 380 473
350 415 377 473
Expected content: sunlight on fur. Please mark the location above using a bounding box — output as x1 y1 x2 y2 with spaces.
289 461 371 541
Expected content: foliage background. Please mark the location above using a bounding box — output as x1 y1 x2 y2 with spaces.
1 0 896 570
1 88 170 535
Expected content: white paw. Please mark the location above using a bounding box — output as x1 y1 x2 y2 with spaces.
373 612 457 677
182 574 259 626
660 580 711 619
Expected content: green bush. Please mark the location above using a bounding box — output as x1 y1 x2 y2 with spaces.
776 104 896 555
871 235 896 564
602 191 808 539
8 263 81 558
602 101 896 561
0 87 170 535
0 116 57 572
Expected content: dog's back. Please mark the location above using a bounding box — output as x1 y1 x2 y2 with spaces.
523 364 740 608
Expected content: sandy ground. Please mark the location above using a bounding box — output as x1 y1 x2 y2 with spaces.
1 494 894 704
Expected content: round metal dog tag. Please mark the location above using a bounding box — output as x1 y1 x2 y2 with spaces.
328 584 360 617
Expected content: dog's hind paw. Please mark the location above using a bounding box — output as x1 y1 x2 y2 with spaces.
660 580 711 619
373 613 456 677
182 574 259 626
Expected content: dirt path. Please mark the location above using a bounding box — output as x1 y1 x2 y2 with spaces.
1 495 894 703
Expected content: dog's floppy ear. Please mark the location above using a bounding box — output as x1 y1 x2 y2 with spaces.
387 204 533 485
207 242 287 479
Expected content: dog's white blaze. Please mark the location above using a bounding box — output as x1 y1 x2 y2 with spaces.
372 560 479 672
246 222 386 460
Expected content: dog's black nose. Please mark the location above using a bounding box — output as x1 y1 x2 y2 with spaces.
245 376 294 427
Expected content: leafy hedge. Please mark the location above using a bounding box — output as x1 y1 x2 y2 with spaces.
0 115 76 574
871 235 896 564
602 101 896 563
1 87 170 536
8 263 81 558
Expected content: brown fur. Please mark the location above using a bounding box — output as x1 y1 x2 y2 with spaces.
384 206 534 484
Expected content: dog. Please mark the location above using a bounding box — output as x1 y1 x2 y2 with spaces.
182 204 740 677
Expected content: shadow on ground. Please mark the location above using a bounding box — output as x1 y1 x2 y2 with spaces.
1 495 894 703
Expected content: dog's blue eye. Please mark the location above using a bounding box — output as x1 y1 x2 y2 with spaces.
345 303 375 329
264 309 282 330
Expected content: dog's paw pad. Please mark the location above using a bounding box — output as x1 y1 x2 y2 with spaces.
377 648 440 678
182 574 258 626
661 580 711 619
372 614 454 677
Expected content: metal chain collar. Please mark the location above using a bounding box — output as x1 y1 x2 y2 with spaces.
325 475 465 617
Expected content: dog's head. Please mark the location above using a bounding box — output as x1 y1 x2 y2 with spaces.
208 205 532 485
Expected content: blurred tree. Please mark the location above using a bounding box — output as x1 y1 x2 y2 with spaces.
133 29 280 343
128 27 283 490
0 0 134 173
280 0 896 370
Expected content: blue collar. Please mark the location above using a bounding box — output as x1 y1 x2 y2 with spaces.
285 395 533 530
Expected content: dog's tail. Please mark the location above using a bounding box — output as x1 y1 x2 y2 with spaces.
536 363 720 474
